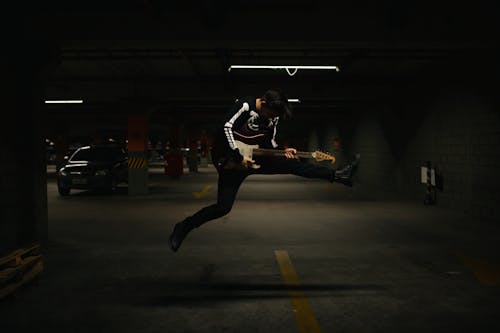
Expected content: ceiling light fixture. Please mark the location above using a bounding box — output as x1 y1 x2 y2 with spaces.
45 100 84 104
228 65 339 76
287 99 301 103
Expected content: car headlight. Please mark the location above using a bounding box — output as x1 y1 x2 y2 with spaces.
59 169 68 177
95 169 108 176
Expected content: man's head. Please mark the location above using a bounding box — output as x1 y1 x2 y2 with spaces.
259 89 292 120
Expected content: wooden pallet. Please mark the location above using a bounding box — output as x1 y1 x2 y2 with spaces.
0 243 44 299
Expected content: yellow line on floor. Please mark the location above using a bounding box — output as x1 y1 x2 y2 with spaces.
192 184 213 199
274 250 322 333
456 252 500 286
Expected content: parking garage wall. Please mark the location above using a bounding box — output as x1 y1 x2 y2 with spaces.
344 88 500 221
400 87 500 221
348 111 400 199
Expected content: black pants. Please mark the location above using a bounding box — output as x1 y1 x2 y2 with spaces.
183 156 334 230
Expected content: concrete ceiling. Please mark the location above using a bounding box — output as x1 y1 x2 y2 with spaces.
22 1 498 134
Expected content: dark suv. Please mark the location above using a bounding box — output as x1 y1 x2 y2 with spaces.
57 145 128 196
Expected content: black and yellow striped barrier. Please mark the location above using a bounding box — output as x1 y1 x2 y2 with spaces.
128 157 148 169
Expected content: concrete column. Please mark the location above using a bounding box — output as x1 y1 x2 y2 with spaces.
53 132 69 171
323 125 339 155
187 136 199 173
323 125 347 167
199 130 210 167
1 40 53 256
127 116 149 195
165 123 184 178
307 129 319 153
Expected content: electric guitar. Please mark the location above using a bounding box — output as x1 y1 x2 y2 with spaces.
217 139 336 171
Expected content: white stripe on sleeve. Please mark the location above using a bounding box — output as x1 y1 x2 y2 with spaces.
271 117 279 148
224 102 249 150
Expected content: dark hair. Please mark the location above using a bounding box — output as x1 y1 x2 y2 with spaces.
262 89 292 120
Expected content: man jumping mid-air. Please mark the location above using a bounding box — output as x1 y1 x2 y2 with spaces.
169 89 360 252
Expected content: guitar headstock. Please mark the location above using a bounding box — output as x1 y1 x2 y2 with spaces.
312 151 336 163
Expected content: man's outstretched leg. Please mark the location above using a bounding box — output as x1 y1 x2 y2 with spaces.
169 170 247 252
254 153 360 185
332 153 361 186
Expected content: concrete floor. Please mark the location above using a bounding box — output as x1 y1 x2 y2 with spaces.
2 166 500 332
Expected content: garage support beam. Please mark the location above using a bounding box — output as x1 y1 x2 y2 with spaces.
127 116 149 195
1 42 50 257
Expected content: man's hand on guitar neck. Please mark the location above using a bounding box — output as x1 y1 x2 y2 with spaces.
284 148 298 159
241 156 256 168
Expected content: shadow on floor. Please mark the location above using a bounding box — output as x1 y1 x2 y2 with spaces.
105 277 385 307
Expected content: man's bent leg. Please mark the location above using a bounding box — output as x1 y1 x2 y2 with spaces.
185 170 247 228
169 170 247 251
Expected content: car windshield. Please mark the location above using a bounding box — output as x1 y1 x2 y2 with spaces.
70 147 125 162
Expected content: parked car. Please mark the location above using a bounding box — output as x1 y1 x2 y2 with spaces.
57 145 128 196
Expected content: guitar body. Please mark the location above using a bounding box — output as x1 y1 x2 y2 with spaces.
234 140 262 169
212 130 335 171
212 131 267 171
214 141 263 171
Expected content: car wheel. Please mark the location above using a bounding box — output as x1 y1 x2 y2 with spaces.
58 186 70 196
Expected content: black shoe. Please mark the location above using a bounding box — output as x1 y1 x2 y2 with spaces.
169 221 191 252
333 153 360 187
335 175 353 187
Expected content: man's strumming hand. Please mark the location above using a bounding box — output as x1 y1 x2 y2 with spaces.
241 156 255 168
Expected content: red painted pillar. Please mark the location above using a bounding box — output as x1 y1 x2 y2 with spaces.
165 125 183 178
128 116 149 195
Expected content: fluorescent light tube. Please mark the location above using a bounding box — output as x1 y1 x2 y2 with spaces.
228 65 339 72
45 100 83 104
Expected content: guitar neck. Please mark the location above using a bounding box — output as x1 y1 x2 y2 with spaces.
253 148 313 159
